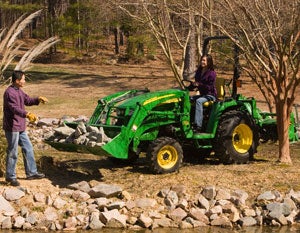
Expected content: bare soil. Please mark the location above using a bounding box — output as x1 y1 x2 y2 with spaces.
1 58 300 205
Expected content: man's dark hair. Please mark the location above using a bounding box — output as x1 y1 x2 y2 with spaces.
12 70 25 83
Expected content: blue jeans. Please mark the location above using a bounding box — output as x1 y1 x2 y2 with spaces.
5 131 38 180
194 95 216 128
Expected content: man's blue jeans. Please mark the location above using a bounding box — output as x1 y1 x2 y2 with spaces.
194 95 216 128
5 131 38 180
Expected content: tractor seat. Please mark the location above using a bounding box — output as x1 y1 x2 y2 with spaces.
203 78 225 107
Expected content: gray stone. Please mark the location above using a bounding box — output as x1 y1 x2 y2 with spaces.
100 209 121 224
164 190 178 208
211 215 232 228
239 216 257 226
185 216 207 227
95 197 110 209
1 216 12 229
267 202 291 216
152 217 173 228
105 214 127 228
89 212 104 229
34 192 46 203
167 207 187 222
198 194 210 211
135 198 157 208
107 201 126 210
0 195 15 214
53 197 67 209
72 190 90 202
283 198 297 212
25 212 39 225
54 126 75 137
243 208 256 217
3 188 25 201
188 207 209 224
216 188 231 200
44 207 59 221
202 186 216 200
88 183 122 198
37 118 59 127
138 213 153 228
64 216 77 229
257 191 276 201
13 216 25 229
231 189 248 205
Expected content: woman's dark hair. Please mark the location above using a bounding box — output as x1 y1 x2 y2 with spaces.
201 54 214 71
12 70 25 83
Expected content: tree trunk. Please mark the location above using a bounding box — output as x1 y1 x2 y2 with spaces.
114 27 120 54
276 99 292 163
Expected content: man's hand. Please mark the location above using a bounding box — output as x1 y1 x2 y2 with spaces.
26 112 38 123
38 96 48 104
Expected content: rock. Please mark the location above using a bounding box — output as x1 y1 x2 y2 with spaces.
13 216 25 229
167 207 187 222
72 190 90 202
105 214 127 228
99 209 121 224
34 192 46 203
54 126 75 137
135 198 157 208
89 212 104 229
239 216 257 226
188 207 209 224
44 207 59 221
257 191 276 201
3 188 25 201
164 190 178 208
211 215 233 228
1 216 12 229
198 194 210 211
0 195 15 214
138 213 153 228
231 189 248 205
88 183 122 198
53 197 67 209
216 188 231 200
201 185 216 200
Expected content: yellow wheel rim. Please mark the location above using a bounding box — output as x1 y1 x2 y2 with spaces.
157 145 178 169
232 123 253 153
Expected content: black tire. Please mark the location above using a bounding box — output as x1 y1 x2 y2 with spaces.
147 137 183 174
214 110 259 164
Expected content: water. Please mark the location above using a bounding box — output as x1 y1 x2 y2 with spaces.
3 226 300 233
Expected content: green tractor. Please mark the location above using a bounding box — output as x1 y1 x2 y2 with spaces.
48 36 299 174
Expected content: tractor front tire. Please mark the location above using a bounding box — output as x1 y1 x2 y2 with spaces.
147 137 183 174
214 110 259 164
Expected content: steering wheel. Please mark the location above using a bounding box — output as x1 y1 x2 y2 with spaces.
181 80 195 91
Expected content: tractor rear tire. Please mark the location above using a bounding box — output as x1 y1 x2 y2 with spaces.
147 137 183 174
214 110 259 164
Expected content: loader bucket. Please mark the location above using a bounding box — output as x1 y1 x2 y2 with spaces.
45 124 130 159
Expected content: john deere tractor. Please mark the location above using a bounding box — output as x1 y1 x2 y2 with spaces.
48 36 299 174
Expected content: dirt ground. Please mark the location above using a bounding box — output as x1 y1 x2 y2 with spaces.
1 57 300 205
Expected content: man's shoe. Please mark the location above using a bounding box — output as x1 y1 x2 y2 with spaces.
26 172 45 180
6 178 20 186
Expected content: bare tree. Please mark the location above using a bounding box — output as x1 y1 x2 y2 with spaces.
208 0 300 163
119 0 207 87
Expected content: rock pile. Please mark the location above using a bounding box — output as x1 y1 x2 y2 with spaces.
28 116 111 149
1 182 300 231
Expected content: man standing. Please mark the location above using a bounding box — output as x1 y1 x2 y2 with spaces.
3 70 48 186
